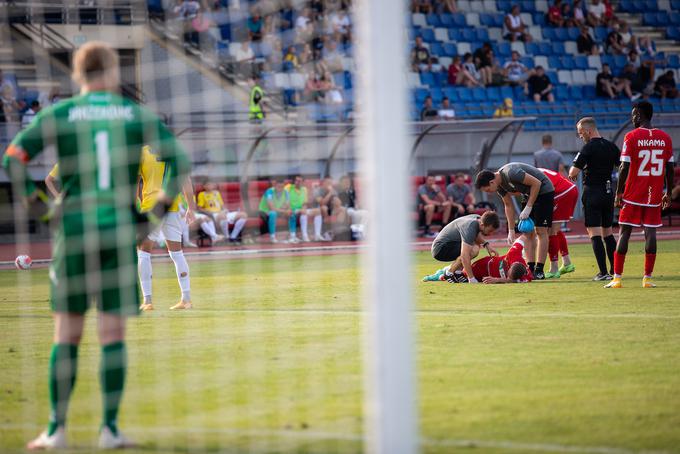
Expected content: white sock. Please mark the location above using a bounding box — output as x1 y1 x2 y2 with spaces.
201 221 217 239
314 214 322 237
219 220 230 237
137 250 152 300
231 218 246 239
168 250 190 301
300 214 308 238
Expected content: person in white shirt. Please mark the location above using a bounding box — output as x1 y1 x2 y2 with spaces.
21 100 40 128
235 40 255 77
586 0 607 27
438 97 455 120
503 51 530 84
503 4 531 42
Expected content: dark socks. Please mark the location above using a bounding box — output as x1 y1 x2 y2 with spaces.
528 262 536 273
604 235 617 274
591 236 608 275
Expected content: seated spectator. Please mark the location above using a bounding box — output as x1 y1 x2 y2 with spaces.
304 70 325 102
180 196 222 247
329 8 351 44
493 98 514 117
0 82 20 123
504 4 532 42
173 0 201 46
448 55 481 87
596 63 633 100
295 8 314 43
569 0 586 26
418 175 453 237
605 23 625 55
446 173 476 218
626 49 641 68
503 51 530 85
547 0 565 27
586 0 607 27
283 45 299 71
235 40 256 77
258 178 292 243
654 71 678 99
285 175 325 243
21 100 40 128
435 0 457 13
420 95 439 121
197 181 248 244
336 175 368 240
577 26 599 55
411 0 434 14
462 52 483 86
438 97 455 119
473 42 494 86
247 7 263 42
603 0 616 25
323 39 344 73
314 177 346 239
619 62 651 100
525 66 554 102
411 36 431 72
320 70 343 104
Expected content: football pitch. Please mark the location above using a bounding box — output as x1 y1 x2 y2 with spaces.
1 240 679 453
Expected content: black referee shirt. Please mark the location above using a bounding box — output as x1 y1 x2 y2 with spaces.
572 137 620 186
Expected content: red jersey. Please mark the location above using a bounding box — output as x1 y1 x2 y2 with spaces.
468 240 532 282
620 127 674 207
539 168 576 198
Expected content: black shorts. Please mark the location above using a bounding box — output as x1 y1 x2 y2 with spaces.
431 239 461 262
520 191 554 229
582 185 614 228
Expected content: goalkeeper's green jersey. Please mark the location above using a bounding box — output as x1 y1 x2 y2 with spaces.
3 91 190 314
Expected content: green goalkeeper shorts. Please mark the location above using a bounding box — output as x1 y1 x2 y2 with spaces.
49 220 140 316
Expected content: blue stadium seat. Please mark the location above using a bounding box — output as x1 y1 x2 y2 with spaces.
430 88 443 103
670 12 680 25
560 56 575 69
219 24 232 40
440 14 454 27
453 13 467 27
456 87 472 102
430 42 444 56
415 88 429 104
668 54 680 68
479 13 495 26
533 13 547 26
551 42 565 55
613 54 627 69
574 56 589 70
472 87 488 101
567 27 580 40
656 12 670 26
487 86 502 101
443 42 458 57
426 14 441 27
497 1 512 12
548 56 561 69
521 1 536 12
673 0 680 9
443 87 458 101
492 14 505 27
524 103 540 115
643 13 658 26
420 72 435 87
538 42 553 55
525 42 539 55
500 86 514 100
646 0 659 11
583 85 597 99
497 42 512 56
569 86 583 99
476 29 489 41
542 28 556 41
434 72 448 87
619 0 634 12
593 27 608 41
554 28 569 41
514 106 527 115
555 85 569 100
513 85 525 98
421 28 436 42
467 105 483 117
521 57 535 69
448 29 461 41
461 28 476 41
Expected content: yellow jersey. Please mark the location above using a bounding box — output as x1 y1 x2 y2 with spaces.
138 145 181 213
197 190 224 213
48 163 59 179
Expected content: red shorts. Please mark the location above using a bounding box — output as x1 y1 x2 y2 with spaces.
553 187 578 223
618 202 662 228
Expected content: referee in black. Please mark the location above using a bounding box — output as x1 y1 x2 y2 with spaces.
568 117 620 281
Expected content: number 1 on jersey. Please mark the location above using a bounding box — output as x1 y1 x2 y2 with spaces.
95 131 111 189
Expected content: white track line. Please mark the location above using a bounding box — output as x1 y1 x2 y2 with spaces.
0 424 669 454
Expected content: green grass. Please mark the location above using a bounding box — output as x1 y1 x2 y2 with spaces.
1 240 680 453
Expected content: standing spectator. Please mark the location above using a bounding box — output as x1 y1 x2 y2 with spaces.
654 71 679 99
447 173 476 218
596 63 633 99
420 96 439 121
462 52 483 86
411 36 431 72
586 0 607 27
21 100 41 128
503 50 530 85
418 176 453 237
605 23 625 55
438 97 455 119
258 178 292 243
525 66 554 102
249 75 266 121
577 26 599 55
534 134 566 175
473 42 494 86
247 8 264 42
504 4 532 42
493 97 514 117
547 0 565 27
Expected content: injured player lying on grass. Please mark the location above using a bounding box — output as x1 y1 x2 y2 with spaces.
423 236 533 284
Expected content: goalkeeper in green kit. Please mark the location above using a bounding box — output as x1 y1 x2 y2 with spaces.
3 42 190 450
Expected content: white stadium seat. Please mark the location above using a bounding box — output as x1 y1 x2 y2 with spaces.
571 70 587 85
558 70 573 85
412 13 426 28
587 55 602 70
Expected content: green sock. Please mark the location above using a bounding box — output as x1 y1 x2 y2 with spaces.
100 342 127 435
48 344 79 436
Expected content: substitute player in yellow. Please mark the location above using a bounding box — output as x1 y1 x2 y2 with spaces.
196 181 248 244
138 145 198 311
